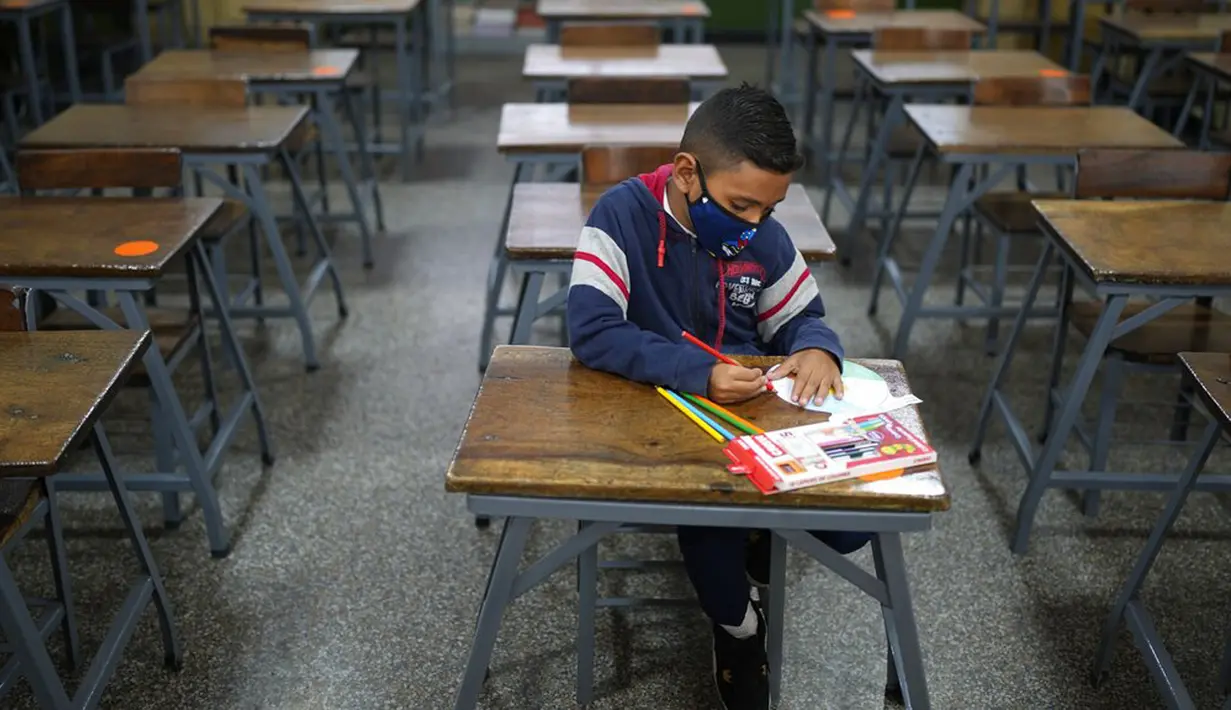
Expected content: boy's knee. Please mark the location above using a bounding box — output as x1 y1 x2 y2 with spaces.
811 530 873 555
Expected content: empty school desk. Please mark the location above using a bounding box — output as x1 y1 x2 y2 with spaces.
970 200 1231 554
0 197 273 557
0 0 81 129
1091 353 1231 710
128 48 384 266
495 183 837 350
536 0 710 44
522 43 729 101
243 0 428 181
797 9 986 182
877 105 1182 359
21 104 349 371
0 330 181 710
834 49 1066 258
1092 12 1231 111
448 346 949 710
1178 52 1231 147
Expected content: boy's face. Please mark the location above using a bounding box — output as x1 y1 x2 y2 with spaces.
673 153 793 225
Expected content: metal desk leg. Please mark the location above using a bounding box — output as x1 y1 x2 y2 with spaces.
313 86 376 268
799 28 819 168
1091 418 1220 694
1079 351 1123 518
479 161 528 373
414 5 428 158
868 143 926 317
1039 263 1072 440
509 271 545 346
1200 76 1216 150
821 73 867 227
135 0 153 64
818 36 839 187
1011 294 1130 554
16 14 43 126
340 85 387 233
765 531 788 703
576 522 598 707
841 93 903 264
278 148 350 318
1125 47 1164 113
873 533 930 710
0 557 72 709
1174 73 1202 138
764 0 780 89
1067 0 1086 71
970 243 1057 460
42 479 81 669
454 517 533 710
776 0 796 100
59 3 82 105
871 534 903 704
394 19 414 181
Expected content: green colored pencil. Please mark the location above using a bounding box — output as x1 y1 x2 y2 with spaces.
679 392 761 436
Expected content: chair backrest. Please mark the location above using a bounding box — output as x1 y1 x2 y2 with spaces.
972 74 1092 106
873 27 973 51
566 77 690 105
209 24 312 51
815 0 896 12
559 22 659 48
0 289 25 332
1124 0 1209 12
124 76 249 108
16 148 184 192
1220 29 1231 53
1074 149 1231 200
581 145 677 188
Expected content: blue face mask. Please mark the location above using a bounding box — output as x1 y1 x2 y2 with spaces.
686 162 767 259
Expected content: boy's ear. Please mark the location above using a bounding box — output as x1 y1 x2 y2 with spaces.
672 152 698 190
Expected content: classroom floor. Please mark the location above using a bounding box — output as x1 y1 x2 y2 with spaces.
7 45 1231 710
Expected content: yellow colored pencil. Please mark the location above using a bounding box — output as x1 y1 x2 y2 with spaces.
656 386 726 443
686 394 765 435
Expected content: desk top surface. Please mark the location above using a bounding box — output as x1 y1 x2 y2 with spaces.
905 105 1185 155
537 0 710 19
506 183 836 262
497 102 698 153
1101 11 1231 41
1032 199 1231 287
21 104 308 154
244 0 420 16
1180 352 1231 430
133 49 359 83
852 49 1064 85
446 347 949 512
0 330 150 477
803 9 985 35
0 197 221 278
1187 51 1231 80
523 44 727 79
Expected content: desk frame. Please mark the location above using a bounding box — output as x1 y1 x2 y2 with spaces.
454 494 936 710
1090 22 1218 113
0 0 81 130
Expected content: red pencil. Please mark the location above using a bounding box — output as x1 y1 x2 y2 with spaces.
681 331 774 392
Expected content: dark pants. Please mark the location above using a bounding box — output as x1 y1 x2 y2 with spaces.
677 526 873 626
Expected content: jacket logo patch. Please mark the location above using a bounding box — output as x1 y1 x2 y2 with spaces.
725 274 762 309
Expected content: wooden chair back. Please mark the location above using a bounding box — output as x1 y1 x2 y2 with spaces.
124 76 248 108
815 0 896 13
873 27 973 50
559 23 659 48
1124 0 1209 12
566 77 690 105
16 148 184 192
1220 29 1231 53
209 24 312 51
972 74 1092 106
0 289 25 332
1074 149 1231 200
581 145 677 189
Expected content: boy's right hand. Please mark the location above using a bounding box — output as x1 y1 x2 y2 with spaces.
707 364 768 404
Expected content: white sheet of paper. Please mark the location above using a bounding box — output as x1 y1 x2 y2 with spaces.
769 362 920 420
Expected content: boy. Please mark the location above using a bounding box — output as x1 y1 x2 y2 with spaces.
566 84 872 710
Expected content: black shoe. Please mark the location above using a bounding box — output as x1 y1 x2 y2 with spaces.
745 529 771 589
712 601 770 710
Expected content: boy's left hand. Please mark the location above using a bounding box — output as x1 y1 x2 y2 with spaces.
769 349 844 405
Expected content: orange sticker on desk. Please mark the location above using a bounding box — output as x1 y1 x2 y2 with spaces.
114 241 160 257
826 9 856 18
1038 69 1068 77
681 3 703 14
312 66 341 77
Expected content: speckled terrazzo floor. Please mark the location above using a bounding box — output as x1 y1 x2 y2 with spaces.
5 45 1231 710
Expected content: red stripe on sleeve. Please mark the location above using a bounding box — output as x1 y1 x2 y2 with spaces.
757 269 810 323
575 251 630 301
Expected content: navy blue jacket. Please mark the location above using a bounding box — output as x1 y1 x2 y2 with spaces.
566 164 843 396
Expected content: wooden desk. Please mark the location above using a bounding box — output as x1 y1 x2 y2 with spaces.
907 105 1184 155
498 183 838 348
131 48 360 83
536 0 710 43
1094 12 1231 110
0 197 273 557
496 102 698 156
448 345 946 710
21 104 345 371
243 0 427 180
850 49 1063 85
972 200 1231 555
1091 355 1231 708
0 330 182 710
523 43 727 81
798 9 987 181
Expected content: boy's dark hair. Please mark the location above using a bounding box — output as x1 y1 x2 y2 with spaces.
679 82 804 175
